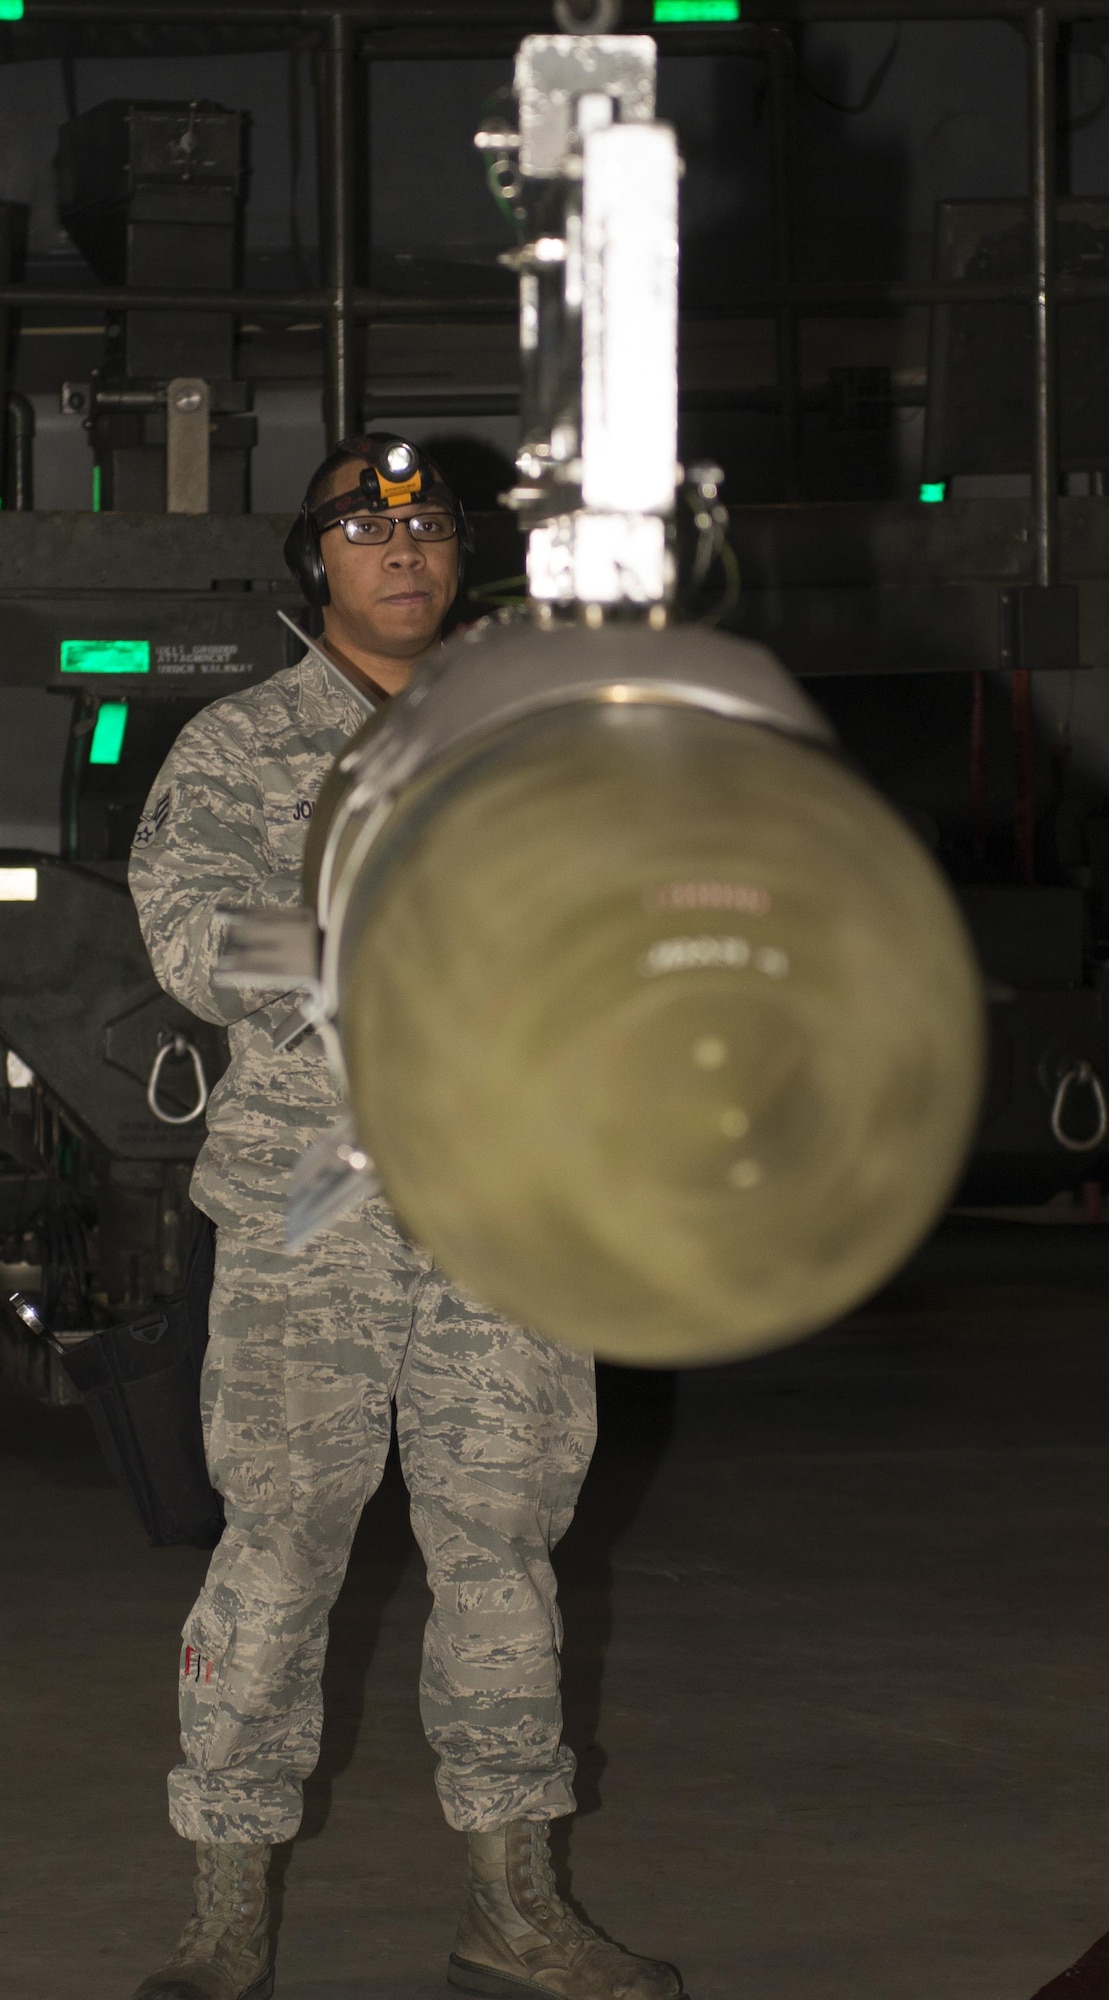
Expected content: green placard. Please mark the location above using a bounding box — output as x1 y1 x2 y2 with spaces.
89 701 129 766
654 0 740 19
919 481 947 504
60 640 151 675
0 2 25 19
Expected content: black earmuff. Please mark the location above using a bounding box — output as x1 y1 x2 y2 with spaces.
283 502 331 610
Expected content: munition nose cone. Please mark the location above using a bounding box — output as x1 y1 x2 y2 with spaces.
331 651 982 1365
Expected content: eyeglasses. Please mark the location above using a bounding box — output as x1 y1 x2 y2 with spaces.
325 512 458 547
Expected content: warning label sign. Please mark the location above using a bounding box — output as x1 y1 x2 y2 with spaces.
154 644 252 675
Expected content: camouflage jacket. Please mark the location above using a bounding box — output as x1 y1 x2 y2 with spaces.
129 653 371 1241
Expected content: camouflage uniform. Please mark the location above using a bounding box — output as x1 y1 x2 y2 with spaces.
129 653 597 1845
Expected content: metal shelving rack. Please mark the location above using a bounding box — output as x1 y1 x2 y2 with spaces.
0 0 1095 581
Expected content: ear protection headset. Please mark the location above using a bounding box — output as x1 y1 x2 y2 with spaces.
283 431 474 610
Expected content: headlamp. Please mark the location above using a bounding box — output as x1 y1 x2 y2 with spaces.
383 441 419 479
311 436 458 534
357 462 424 510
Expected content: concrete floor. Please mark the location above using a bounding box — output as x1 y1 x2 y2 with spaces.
6 1286 1109 2000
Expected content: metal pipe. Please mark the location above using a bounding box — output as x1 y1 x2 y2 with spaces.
4 393 34 511
1030 1 1059 588
766 27 801 500
325 10 356 443
0 285 513 316
361 383 927 416
62 695 92 864
7 274 1109 313
354 29 373 431
24 2 551 20
23 1 1109 25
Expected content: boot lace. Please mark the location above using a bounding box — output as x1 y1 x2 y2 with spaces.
178 1847 268 1960
518 1826 602 1950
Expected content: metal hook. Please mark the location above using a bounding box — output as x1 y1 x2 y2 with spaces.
553 0 622 32
1050 1060 1109 1154
146 1033 209 1127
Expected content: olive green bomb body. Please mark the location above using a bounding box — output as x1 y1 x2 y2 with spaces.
305 617 984 1367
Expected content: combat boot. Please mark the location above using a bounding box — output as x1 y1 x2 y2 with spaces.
448 1819 684 1999
131 1841 274 2000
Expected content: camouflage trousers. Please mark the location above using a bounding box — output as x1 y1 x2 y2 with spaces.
168 1206 597 1844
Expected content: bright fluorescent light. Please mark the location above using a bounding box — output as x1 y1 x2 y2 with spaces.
60 639 151 674
654 0 740 19
0 868 38 902
89 701 129 765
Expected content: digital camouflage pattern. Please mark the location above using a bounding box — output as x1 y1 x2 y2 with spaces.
129 654 597 1842
173 1224 595 1841
130 654 371 1247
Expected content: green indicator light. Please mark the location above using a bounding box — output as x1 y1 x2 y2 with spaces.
60 639 151 675
89 701 129 766
654 0 740 19
0 2 26 19
91 464 102 513
919 481 947 503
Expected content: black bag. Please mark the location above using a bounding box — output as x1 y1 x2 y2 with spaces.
61 1211 224 1548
